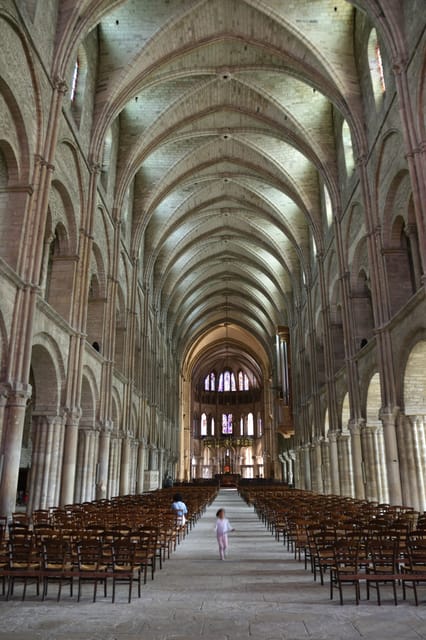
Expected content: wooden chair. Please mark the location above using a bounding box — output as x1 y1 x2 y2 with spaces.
402 535 426 606
139 524 163 571
41 538 74 601
6 539 41 601
111 539 138 603
330 539 361 605
366 538 399 605
135 529 157 583
314 529 337 586
32 509 51 526
76 539 109 602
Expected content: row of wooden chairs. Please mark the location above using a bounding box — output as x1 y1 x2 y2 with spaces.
1 533 157 603
240 484 426 605
0 484 218 601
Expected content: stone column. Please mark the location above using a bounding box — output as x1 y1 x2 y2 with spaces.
281 452 289 484
311 438 323 493
397 414 420 509
349 419 365 499
107 437 120 498
149 446 158 471
379 406 402 505
328 431 340 495
303 444 312 490
195 455 203 479
413 416 426 510
130 440 138 494
0 385 10 447
27 415 46 511
337 432 353 497
288 451 296 486
0 383 32 519
320 439 331 494
361 424 380 502
375 425 389 504
115 437 123 497
158 448 166 488
60 409 81 506
28 413 65 512
293 447 301 488
75 428 98 503
392 58 426 272
136 439 146 494
295 446 303 488
96 422 112 500
120 432 132 496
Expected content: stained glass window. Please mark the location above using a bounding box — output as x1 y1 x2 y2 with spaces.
70 59 79 102
201 412 207 436
222 413 233 434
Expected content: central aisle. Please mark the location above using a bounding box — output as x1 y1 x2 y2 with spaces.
0 488 426 640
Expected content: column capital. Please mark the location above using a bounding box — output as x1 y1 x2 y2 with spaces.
348 417 365 435
64 407 82 425
7 382 32 406
53 75 68 94
392 57 408 75
379 405 400 424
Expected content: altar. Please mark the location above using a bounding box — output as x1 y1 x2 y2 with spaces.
215 473 241 487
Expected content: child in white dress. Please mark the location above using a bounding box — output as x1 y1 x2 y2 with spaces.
215 508 235 560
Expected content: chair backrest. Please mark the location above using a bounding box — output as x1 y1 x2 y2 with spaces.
77 539 106 570
407 535 426 567
112 539 135 568
42 538 72 569
8 539 40 568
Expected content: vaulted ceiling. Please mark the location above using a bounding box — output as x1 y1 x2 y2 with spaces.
58 0 379 373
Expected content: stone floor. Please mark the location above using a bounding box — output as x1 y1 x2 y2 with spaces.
0 488 426 640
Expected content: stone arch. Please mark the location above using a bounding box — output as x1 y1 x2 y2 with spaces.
80 367 99 427
363 372 387 503
314 302 325 388
0 308 8 380
0 15 37 177
111 389 121 435
367 27 386 108
43 181 78 319
381 169 419 310
345 202 365 264
26 338 65 511
74 369 99 503
0 110 28 269
100 126 113 191
366 372 381 424
133 313 142 390
400 339 426 510
342 119 355 176
419 49 426 140
114 284 127 373
86 242 107 353
350 237 375 349
341 392 350 432
319 407 332 494
329 281 345 373
0 139 19 185
44 220 73 317
30 337 65 414
69 42 88 128
337 391 354 497
108 388 122 499
403 340 426 416
49 179 78 252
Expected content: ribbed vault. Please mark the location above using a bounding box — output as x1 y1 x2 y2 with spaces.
54 0 370 388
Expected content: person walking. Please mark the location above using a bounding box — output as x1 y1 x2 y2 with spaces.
171 492 188 526
215 508 235 560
